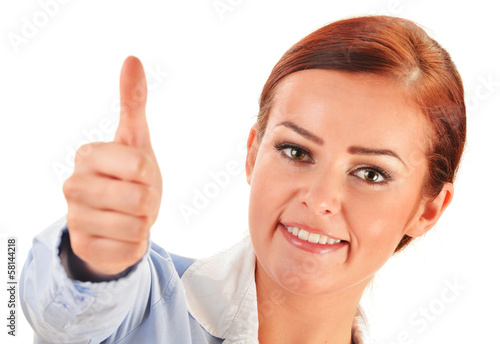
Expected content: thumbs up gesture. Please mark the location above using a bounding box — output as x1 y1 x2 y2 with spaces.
63 56 162 277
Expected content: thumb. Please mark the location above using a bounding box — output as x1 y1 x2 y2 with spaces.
114 56 152 150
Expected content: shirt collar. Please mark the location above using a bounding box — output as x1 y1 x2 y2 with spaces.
180 237 370 344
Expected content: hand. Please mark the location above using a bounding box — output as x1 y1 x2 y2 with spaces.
63 56 162 276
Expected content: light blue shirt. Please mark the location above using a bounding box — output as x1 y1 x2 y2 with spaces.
20 216 370 343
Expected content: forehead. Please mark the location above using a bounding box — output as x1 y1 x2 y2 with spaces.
268 69 432 155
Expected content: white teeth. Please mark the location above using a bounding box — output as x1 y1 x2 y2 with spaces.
285 226 342 245
298 229 309 241
307 233 320 244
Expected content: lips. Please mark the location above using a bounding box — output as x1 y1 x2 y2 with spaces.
278 222 348 254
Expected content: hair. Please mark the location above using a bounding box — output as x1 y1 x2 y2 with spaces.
256 15 466 253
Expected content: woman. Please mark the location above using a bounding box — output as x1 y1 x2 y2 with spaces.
20 15 466 343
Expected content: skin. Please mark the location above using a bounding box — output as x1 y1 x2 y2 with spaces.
63 56 162 276
245 69 453 343
63 58 453 342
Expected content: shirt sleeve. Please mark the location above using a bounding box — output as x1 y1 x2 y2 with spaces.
20 216 152 344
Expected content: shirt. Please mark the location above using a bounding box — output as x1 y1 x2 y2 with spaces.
20 216 372 343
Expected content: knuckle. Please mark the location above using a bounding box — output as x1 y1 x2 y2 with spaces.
75 142 104 167
131 152 151 181
127 242 148 265
132 217 150 241
129 185 155 215
122 85 147 108
126 216 148 242
66 207 90 238
75 143 93 161
62 177 76 199
131 84 147 103
137 187 155 214
63 176 86 202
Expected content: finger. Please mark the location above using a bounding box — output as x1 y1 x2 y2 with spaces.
114 56 152 150
74 142 156 185
67 204 151 243
65 174 160 217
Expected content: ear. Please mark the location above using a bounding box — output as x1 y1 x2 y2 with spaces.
245 124 260 185
405 182 454 238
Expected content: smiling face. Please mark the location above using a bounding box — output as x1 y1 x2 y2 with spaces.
246 69 452 296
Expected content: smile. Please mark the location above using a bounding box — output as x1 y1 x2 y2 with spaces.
285 226 342 245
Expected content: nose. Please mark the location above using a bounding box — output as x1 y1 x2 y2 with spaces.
301 169 342 216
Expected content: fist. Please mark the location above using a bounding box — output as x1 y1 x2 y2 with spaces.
62 56 162 276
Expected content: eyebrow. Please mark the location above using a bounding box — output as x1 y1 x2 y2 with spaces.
348 146 407 167
274 121 324 145
274 120 407 167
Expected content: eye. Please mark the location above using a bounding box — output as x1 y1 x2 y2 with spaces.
352 168 388 183
285 147 307 160
274 143 313 163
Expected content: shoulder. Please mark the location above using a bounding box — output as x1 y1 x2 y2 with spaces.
149 242 197 279
170 252 197 278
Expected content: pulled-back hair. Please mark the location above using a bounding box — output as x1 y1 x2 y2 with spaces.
256 16 466 252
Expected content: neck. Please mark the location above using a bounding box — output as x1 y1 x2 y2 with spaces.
255 261 370 344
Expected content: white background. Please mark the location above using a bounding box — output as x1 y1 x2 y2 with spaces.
1 0 499 343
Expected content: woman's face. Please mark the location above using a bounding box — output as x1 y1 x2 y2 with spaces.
246 69 445 296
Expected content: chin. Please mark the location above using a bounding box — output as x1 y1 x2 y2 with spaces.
264 258 344 296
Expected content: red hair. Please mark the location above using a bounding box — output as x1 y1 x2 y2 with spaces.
256 16 466 252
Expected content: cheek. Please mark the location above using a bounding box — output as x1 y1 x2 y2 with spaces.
248 150 303 258
344 183 422 256
249 153 291 226
248 156 276 233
